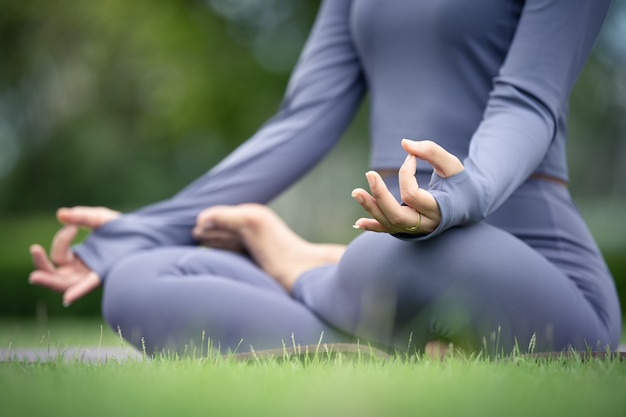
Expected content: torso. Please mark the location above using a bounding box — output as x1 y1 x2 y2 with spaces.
350 0 523 171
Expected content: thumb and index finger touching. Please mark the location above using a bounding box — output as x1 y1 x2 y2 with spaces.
49 206 121 266
398 139 464 212
52 206 121 269
48 207 120 263
28 206 120 304
401 139 464 178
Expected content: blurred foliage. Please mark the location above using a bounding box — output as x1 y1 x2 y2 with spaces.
0 0 319 212
0 0 625 317
0 0 625 213
567 0 626 196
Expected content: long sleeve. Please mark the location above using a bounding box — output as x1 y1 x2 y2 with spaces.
404 0 612 240
74 0 365 280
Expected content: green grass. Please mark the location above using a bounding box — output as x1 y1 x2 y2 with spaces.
1 319 626 417
3 356 625 417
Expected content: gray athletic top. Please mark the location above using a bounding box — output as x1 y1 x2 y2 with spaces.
74 0 613 279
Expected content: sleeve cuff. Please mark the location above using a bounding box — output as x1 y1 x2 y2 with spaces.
393 170 488 242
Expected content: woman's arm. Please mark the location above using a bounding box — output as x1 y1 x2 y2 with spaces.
354 0 612 239
437 0 613 228
71 0 365 279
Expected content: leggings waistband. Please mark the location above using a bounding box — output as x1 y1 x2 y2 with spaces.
529 173 568 188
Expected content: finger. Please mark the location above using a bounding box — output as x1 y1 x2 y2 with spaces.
57 206 120 228
30 244 56 273
351 187 390 225
398 154 440 213
63 272 101 307
29 270 69 292
353 218 387 233
57 206 120 229
50 225 78 265
365 171 415 227
398 154 421 207
401 139 464 178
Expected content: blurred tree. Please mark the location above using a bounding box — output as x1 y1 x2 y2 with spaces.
0 0 319 213
1 0 624 217
566 0 626 197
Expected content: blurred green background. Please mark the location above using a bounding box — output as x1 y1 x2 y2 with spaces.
0 0 625 320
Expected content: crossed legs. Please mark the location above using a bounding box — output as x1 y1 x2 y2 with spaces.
102 247 353 355
294 223 612 355
103 204 615 357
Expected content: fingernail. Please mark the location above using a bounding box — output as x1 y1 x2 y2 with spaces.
351 191 363 204
352 224 362 230
63 300 71 308
403 139 420 148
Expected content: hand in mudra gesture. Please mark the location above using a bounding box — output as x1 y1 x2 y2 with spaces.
29 206 120 306
351 139 464 235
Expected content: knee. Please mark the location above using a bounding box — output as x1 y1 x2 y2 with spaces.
100 253 152 343
101 264 130 336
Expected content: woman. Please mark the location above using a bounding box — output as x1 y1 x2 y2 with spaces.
30 0 621 356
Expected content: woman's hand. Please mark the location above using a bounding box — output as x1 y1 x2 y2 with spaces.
29 206 120 306
351 139 464 235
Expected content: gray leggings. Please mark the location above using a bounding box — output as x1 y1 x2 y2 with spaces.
102 178 621 355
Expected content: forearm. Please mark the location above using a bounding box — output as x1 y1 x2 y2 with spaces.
74 86 363 278
74 0 364 279
399 0 611 241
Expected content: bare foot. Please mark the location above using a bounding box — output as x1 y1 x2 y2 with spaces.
195 204 346 292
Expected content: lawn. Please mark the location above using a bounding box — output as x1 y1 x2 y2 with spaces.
1 319 625 417
2 209 626 417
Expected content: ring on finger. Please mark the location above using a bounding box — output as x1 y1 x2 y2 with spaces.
405 210 422 232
